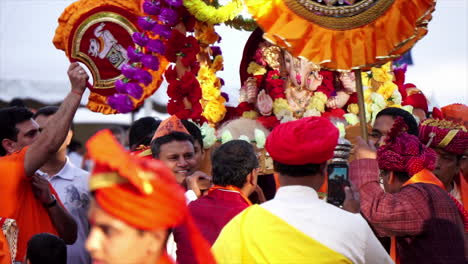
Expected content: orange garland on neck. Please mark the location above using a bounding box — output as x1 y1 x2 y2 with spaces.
209 185 252 206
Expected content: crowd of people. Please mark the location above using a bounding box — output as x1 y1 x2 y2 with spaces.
0 63 467 264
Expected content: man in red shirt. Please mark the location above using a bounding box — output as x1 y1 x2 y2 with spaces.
0 63 86 261
174 140 259 264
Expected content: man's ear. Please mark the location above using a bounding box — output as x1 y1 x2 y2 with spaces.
2 138 16 154
247 168 258 186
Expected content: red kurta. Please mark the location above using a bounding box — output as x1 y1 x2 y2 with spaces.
174 189 249 264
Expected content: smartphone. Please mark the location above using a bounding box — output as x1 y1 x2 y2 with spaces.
327 163 350 207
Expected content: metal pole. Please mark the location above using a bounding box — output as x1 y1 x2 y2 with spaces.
353 69 368 142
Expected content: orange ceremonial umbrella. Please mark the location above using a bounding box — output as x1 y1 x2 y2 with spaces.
245 0 437 139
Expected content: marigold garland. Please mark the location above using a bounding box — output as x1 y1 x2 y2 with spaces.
183 0 243 24
195 21 227 124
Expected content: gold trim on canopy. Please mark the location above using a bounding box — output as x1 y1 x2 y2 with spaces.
285 0 395 30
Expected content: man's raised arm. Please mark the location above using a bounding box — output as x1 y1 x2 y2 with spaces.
24 63 88 177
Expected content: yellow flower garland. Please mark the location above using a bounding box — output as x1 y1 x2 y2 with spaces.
184 0 244 24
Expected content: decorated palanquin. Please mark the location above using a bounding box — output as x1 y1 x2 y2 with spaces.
52 0 437 133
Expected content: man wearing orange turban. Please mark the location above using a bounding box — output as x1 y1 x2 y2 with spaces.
85 130 215 264
213 117 391 263
419 118 468 209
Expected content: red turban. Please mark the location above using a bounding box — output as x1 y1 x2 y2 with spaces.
403 93 428 114
87 130 214 264
265 117 339 165
378 117 437 176
419 119 468 155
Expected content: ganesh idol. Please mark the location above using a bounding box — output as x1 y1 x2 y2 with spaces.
235 28 357 128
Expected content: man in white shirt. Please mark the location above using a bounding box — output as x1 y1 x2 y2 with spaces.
212 117 392 264
34 106 91 264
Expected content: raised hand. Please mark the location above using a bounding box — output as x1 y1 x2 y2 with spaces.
342 185 360 213
31 173 54 205
67 63 89 95
339 72 356 94
257 90 273 116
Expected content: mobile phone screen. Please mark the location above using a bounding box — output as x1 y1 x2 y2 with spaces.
327 164 349 207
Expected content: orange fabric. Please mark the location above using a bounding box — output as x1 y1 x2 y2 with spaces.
245 0 435 71
0 231 11 264
442 104 468 128
87 130 215 264
53 0 168 114
152 115 190 140
209 185 253 206
391 169 445 263
390 237 399 264
0 148 59 261
402 169 445 189
273 173 280 191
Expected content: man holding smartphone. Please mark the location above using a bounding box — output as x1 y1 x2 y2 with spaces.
212 117 392 264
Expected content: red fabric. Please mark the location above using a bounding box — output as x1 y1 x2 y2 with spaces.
403 93 428 114
239 28 265 86
0 148 60 261
350 159 467 264
87 130 215 264
377 117 436 176
174 189 249 264
419 119 468 155
265 117 338 165
431 107 444 119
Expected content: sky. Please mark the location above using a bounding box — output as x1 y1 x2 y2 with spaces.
0 0 466 123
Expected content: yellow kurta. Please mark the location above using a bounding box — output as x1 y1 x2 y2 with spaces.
212 205 352 263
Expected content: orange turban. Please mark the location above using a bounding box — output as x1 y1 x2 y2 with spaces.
265 117 339 165
419 119 468 155
87 130 214 264
441 104 468 128
152 115 189 140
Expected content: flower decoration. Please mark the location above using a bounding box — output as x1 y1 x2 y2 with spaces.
143 0 162 15
200 122 217 149
247 62 267 76
109 0 185 113
344 113 359 126
221 130 233 144
239 135 250 142
254 129 266 148
183 0 243 24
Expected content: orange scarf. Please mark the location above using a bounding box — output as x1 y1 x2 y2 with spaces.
391 169 467 263
209 185 252 206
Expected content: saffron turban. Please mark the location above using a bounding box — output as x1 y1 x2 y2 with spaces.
442 103 468 128
419 119 468 155
377 117 437 176
152 115 190 140
265 117 339 165
87 130 214 264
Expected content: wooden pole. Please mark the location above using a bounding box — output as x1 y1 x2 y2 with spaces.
353 69 368 141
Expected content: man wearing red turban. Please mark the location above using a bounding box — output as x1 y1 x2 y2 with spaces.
213 117 391 263
351 117 467 263
85 130 215 264
419 118 468 209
